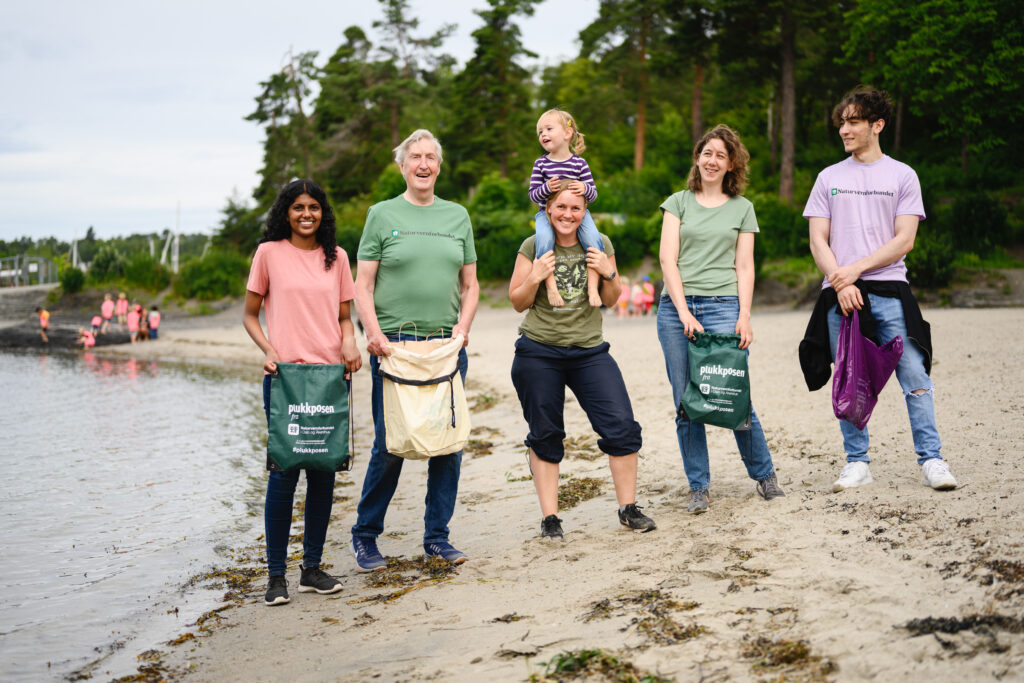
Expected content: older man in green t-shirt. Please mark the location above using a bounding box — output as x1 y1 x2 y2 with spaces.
350 129 479 572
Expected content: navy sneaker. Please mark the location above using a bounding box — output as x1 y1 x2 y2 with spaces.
424 541 468 564
298 566 343 594
264 575 290 606
350 537 387 573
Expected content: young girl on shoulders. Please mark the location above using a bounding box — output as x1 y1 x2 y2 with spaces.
529 109 604 307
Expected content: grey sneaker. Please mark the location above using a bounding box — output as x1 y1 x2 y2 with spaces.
687 489 710 514
618 504 656 532
756 473 786 500
298 566 343 594
541 514 564 540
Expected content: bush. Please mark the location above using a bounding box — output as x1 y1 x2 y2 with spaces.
88 245 127 282
469 209 533 279
748 192 807 261
598 213 661 269
906 230 956 289
60 266 85 294
598 166 676 217
948 193 1010 255
467 172 528 215
371 166 407 203
173 249 250 300
123 253 171 291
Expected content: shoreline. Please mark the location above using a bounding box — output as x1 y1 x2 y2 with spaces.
69 304 1024 681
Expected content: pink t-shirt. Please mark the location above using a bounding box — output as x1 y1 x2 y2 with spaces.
101 300 114 318
91 315 102 327
82 331 96 348
246 241 356 366
126 311 140 332
803 155 925 287
149 311 161 329
116 298 128 315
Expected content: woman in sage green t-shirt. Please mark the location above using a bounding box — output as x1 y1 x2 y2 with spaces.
509 181 656 541
656 124 785 515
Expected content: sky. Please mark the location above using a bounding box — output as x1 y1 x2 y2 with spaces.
0 0 598 242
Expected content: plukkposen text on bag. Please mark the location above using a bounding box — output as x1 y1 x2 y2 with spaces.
680 332 752 431
268 363 350 471
379 335 471 459
832 308 903 430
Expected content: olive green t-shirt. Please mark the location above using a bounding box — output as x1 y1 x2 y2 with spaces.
517 234 614 348
660 190 759 296
357 195 476 335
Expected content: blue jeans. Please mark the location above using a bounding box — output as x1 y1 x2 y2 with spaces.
534 209 602 256
262 375 336 576
826 293 942 464
656 295 776 491
351 333 468 544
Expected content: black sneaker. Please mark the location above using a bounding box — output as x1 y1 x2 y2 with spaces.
756 473 786 501
688 489 710 514
298 566 343 594
618 503 656 532
541 514 564 540
265 575 290 606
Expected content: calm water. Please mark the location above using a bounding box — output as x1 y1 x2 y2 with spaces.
0 350 267 681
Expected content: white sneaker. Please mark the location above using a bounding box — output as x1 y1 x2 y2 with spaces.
922 459 958 490
832 461 873 492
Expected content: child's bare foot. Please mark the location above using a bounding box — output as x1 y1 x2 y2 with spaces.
547 288 565 307
588 290 602 307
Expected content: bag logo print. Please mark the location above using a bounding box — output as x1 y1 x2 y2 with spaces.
287 423 299 436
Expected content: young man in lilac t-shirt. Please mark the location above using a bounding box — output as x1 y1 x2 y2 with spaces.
803 87 958 493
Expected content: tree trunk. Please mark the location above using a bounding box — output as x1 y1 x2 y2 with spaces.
691 63 704 144
634 17 649 171
390 102 400 148
768 93 777 171
778 10 796 203
893 98 904 154
961 135 969 174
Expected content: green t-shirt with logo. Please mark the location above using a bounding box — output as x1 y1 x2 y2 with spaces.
357 195 476 335
517 234 615 348
660 190 759 296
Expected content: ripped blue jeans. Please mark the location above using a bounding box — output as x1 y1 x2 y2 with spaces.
826 293 943 464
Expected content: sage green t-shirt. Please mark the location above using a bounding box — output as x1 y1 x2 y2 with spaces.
517 234 614 348
660 190 759 296
357 195 476 335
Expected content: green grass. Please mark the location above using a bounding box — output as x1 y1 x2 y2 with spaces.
759 255 820 289
953 248 1024 269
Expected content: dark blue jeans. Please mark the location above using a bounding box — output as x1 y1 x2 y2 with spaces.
351 333 468 545
263 374 336 577
510 336 642 463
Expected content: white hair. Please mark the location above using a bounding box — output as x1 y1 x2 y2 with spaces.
393 129 443 165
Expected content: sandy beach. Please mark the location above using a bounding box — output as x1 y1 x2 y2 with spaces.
108 304 1024 681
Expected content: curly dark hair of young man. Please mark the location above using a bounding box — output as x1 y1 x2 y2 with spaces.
261 178 338 270
831 87 894 128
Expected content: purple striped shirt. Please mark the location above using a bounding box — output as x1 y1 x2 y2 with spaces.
528 154 598 207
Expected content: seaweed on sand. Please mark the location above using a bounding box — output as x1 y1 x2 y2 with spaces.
528 649 671 683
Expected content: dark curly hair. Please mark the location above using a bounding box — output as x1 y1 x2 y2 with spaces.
687 124 750 197
260 178 338 271
832 87 893 129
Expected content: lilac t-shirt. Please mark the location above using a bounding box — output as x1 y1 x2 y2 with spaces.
803 155 925 287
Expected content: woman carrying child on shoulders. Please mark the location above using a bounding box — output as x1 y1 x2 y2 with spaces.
656 124 784 515
529 109 604 307
509 180 656 540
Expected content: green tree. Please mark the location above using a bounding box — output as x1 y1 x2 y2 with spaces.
215 192 264 255
444 0 539 189
842 0 1024 172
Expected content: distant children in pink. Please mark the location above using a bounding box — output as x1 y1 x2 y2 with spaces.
35 307 50 343
101 294 114 333
126 309 140 344
77 328 96 348
116 292 128 329
91 315 102 334
148 307 161 340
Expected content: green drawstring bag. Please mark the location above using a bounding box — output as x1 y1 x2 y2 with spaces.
680 332 752 431
268 363 350 471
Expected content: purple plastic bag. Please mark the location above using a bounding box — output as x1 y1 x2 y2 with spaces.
832 308 903 430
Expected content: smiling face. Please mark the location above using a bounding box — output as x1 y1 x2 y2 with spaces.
838 105 884 157
399 138 441 198
537 114 573 157
546 190 586 245
287 193 322 246
697 137 734 189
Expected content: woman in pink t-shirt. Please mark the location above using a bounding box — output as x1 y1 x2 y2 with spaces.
126 306 140 344
243 179 362 607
